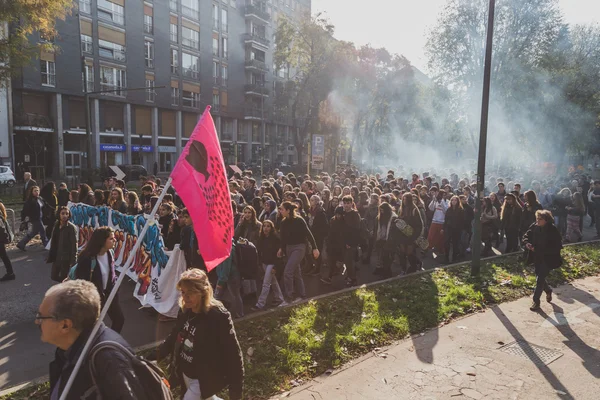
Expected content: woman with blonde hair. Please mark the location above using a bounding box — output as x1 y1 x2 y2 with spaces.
153 269 244 400
109 187 127 213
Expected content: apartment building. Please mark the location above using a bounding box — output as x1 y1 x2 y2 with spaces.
9 0 310 180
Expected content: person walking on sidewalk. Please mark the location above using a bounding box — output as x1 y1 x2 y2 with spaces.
306 195 329 276
277 201 319 302
254 220 287 310
17 185 49 251
522 210 563 311
47 206 78 282
0 201 15 282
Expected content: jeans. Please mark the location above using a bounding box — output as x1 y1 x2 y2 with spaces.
284 244 307 299
533 266 552 303
19 220 48 248
256 264 285 308
214 273 244 318
0 244 13 275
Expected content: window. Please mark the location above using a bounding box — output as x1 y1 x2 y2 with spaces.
99 40 126 61
171 48 179 74
146 79 155 102
212 92 220 107
221 37 228 58
144 15 153 34
170 0 178 11
182 90 200 107
97 0 124 25
213 61 219 84
212 4 219 29
212 37 219 56
144 41 154 68
171 87 180 105
41 60 56 86
100 66 126 96
80 0 91 14
170 23 178 42
182 52 198 78
221 64 228 86
81 34 93 53
221 9 228 32
83 64 94 92
182 27 199 49
182 0 199 19
230 0 236 8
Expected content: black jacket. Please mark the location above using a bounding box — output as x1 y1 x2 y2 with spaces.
308 206 329 247
327 216 346 261
156 306 244 400
342 209 362 247
49 323 145 400
521 202 543 233
522 222 563 272
396 209 424 245
47 222 77 266
444 207 464 234
257 233 281 265
21 196 46 222
159 214 174 239
75 252 116 303
501 205 522 232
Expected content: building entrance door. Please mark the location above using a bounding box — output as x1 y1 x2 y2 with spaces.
65 152 82 178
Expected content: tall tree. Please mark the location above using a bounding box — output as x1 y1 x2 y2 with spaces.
0 0 73 83
273 13 353 164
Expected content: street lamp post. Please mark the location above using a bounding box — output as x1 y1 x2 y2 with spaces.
471 0 496 276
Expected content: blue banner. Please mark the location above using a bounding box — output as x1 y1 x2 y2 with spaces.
100 144 126 152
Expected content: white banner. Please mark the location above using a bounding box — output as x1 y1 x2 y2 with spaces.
68 203 184 317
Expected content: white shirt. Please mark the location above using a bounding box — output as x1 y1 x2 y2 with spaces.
96 253 110 290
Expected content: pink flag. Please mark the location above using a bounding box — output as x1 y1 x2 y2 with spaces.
170 106 233 271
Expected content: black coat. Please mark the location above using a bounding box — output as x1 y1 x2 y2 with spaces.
396 209 423 245
75 252 116 304
156 306 244 400
257 233 281 265
21 196 46 223
444 207 464 234
308 206 329 247
327 216 346 261
49 323 145 400
521 202 543 233
501 205 522 232
47 222 77 266
522 222 563 273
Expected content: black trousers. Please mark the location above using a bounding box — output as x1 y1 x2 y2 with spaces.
533 267 552 303
103 292 125 334
0 244 13 275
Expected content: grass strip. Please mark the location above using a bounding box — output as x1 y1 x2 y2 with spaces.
3 243 600 400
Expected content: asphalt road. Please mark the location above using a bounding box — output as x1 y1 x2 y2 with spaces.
0 218 597 392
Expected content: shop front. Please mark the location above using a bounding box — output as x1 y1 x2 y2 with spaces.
158 145 177 173
99 143 126 167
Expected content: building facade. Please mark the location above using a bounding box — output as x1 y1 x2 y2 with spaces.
10 0 310 180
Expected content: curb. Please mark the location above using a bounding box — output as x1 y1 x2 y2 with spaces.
2 239 598 397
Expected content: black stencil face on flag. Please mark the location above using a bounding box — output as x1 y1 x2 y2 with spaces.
186 139 232 245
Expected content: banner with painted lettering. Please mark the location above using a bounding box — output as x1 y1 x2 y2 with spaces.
68 202 184 317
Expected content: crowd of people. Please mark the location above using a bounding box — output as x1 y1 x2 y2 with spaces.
1 164 596 399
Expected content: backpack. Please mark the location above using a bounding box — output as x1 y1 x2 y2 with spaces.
86 340 173 400
234 239 259 280
68 259 97 281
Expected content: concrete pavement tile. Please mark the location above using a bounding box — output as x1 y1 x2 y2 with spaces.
460 388 484 399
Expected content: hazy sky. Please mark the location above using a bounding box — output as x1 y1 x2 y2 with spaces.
311 0 600 72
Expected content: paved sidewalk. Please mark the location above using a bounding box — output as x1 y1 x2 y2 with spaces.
278 276 600 400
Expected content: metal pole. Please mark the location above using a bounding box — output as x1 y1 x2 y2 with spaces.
59 177 173 400
82 59 93 185
471 0 496 276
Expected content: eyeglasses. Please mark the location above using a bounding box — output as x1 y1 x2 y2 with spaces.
35 312 56 322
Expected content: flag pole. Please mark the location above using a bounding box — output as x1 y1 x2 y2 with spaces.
59 177 173 400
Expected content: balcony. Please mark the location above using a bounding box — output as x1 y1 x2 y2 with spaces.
270 111 291 125
182 5 199 20
243 33 270 48
244 83 269 96
245 59 269 72
244 107 263 120
245 4 270 23
13 112 53 130
182 67 198 79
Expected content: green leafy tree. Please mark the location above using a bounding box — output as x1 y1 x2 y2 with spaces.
0 0 73 83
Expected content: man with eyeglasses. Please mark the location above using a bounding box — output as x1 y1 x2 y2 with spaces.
37 280 145 399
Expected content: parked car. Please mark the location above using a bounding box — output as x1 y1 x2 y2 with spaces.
0 166 16 187
106 165 148 182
